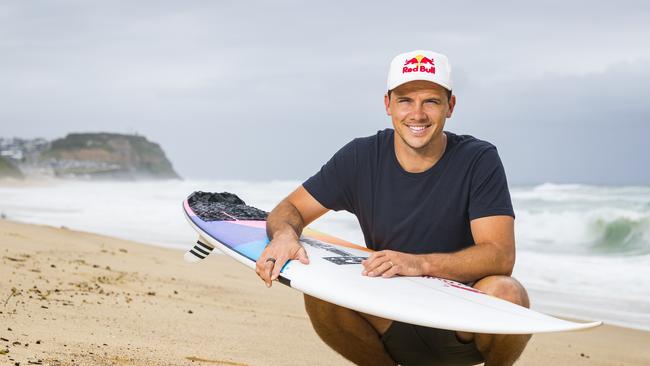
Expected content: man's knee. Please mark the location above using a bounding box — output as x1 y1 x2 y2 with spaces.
305 294 392 336
304 294 349 334
303 295 397 366
305 294 338 319
474 275 530 308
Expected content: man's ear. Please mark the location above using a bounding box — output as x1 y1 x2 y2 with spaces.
384 94 391 116
447 94 456 118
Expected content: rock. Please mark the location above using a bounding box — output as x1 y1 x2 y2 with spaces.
0 156 23 179
44 133 180 180
0 133 180 180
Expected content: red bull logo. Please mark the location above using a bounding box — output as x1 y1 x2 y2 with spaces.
403 55 435 74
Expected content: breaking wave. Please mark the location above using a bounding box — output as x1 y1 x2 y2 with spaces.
513 184 650 256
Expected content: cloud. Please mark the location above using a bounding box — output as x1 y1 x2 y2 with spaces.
0 1 649 183
454 60 650 184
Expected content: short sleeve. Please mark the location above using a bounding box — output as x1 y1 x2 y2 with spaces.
468 147 515 220
302 140 357 212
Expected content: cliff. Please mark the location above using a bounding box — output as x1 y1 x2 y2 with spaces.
0 133 180 180
0 156 24 179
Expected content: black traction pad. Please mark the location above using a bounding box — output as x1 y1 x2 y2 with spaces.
187 191 268 221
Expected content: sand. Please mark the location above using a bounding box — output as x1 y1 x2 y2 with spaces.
1 219 649 366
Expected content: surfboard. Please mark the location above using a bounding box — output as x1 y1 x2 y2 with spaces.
182 191 601 334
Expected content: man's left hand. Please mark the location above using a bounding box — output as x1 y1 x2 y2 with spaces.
361 250 425 278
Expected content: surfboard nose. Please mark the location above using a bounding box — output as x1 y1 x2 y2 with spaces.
184 238 215 263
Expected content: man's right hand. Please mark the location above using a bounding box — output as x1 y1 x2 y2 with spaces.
256 186 327 287
255 230 310 287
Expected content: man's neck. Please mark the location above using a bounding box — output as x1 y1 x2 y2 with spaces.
394 132 447 173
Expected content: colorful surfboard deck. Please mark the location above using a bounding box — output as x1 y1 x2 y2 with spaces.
182 191 602 334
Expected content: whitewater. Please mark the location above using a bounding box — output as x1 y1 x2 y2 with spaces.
1 180 648 331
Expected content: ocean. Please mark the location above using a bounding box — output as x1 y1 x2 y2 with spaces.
1 180 648 331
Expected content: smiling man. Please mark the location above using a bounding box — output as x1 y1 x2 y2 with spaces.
255 50 531 366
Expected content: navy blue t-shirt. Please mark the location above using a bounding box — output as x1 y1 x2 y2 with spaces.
303 129 514 254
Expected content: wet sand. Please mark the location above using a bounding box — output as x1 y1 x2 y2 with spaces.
1 219 648 365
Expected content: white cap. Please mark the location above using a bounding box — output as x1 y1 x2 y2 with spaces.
387 50 452 92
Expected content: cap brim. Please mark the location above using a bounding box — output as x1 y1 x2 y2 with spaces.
388 76 452 92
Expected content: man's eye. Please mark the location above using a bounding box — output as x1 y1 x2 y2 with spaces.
425 100 440 105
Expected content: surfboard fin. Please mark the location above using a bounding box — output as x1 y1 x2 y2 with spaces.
184 237 215 263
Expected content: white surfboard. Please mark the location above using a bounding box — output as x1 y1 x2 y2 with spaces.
183 192 602 334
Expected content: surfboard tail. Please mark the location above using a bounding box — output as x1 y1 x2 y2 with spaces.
184 237 215 263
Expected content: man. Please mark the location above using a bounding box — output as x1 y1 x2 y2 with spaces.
255 50 531 366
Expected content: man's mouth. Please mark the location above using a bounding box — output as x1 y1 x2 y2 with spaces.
406 124 431 135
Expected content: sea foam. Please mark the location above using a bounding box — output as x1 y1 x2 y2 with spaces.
1 180 648 330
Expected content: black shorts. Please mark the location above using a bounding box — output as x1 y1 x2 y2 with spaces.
381 321 484 366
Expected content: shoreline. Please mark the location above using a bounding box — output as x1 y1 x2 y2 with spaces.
2 219 650 365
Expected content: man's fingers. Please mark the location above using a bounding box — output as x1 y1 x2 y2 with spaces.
382 263 400 278
256 241 309 287
263 258 276 287
362 251 387 270
375 261 394 276
361 253 377 274
255 256 267 277
366 259 394 277
297 247 310 264
270 257 286 281
270 246 310 281
363 251 384 264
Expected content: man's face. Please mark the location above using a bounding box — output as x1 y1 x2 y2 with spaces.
384 80 456 153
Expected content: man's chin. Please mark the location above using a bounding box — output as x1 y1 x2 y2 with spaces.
394 129 435 150
402 136 432 151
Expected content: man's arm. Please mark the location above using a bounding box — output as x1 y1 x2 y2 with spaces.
362 215 515 283
255 186 329 287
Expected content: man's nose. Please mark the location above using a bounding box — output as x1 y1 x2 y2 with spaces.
410 104 427 121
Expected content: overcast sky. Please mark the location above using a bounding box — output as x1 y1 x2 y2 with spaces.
1 1 648 184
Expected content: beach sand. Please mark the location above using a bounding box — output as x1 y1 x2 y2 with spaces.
1 219 648 365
